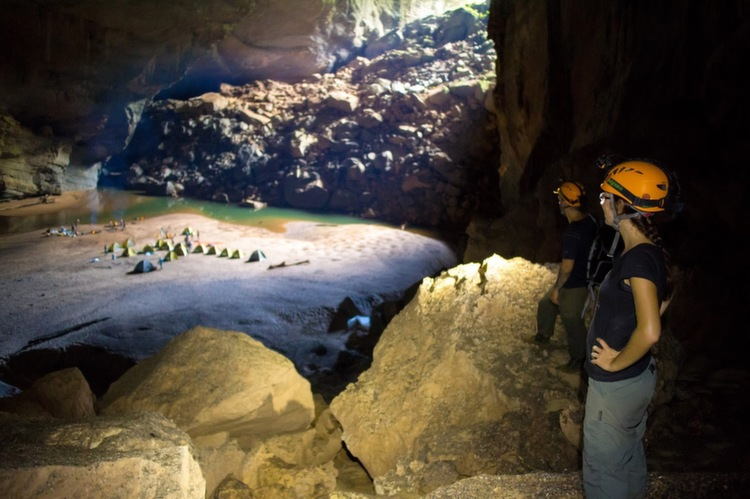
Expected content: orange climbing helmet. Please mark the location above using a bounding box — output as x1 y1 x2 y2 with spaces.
601 160 669 213
554 181 585 207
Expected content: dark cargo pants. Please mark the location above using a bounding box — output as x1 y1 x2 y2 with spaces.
536 286 588 363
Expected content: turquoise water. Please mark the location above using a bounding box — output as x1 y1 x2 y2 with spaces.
0 189 388 235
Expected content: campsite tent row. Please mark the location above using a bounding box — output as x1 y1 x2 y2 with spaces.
132 249 267 273
110 241 267 262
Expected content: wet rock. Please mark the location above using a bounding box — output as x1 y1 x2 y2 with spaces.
283 172 330 209
0 412 205 498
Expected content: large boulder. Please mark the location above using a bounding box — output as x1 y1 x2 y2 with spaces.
192 393 342 497
0 367 96 420
330 255 581 495
99 326 315 439
0 412 205 498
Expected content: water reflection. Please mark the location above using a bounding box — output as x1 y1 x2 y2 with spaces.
0 189 384 235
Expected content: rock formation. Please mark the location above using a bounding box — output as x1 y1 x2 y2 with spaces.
99 326 315 438
0 1 488 199
330 255 582 495
99 325 343 497
119 5 497 228
0 412 205 498
0 367 96 419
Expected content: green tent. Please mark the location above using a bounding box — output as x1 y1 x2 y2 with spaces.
230 249 244 260
121 247 138 257
164 251 179 262
206 245 219 255
174 243 189 256
106 242 122 253
141 244 156 254
122 238 135 248
182 227 195 236
157 239 174 251
219 248 231 257
193 244 206 254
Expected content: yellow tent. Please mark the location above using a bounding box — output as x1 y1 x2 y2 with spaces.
182 227 195 236
193 244 206 254
219 248 231 257
157 239 174 251
122 239 135 248
164 251 179 261
174 243 189 256
206 245 220 255
230 249 244 260
121 247 137 257
106 242 122 253
141 244 156 254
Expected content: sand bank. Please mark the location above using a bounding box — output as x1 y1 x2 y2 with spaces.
0 213 455 384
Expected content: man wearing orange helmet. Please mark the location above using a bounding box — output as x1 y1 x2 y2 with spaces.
533 181 598 372
583 160 676 499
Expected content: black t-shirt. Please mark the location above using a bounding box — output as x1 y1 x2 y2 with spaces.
585 243 667 382
561 215 598 289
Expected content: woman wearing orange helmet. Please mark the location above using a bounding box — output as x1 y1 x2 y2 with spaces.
583 160 676 499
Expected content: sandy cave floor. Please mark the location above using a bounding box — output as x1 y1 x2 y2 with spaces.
0 209 456 389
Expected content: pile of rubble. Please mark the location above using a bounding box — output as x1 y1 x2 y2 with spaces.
121 6 498 228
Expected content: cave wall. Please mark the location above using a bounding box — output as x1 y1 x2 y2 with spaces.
0 0 478 198
480 0 749 357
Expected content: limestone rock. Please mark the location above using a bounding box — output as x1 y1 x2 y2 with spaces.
213 476 253 499
325 91 360 113
28 367 96 419
195 93 230 114
330 255 580 495
194 394 342 497
0 114 77 199
0 412 205 498
99 326 315 439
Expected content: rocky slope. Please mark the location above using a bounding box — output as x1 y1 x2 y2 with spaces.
0 0 488 199
117 6 497 228
330 255 583 495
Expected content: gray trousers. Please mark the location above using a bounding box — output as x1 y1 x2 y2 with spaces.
536 287 588 363
583 362 657 499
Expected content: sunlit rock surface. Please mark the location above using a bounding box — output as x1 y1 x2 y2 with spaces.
120 5 497 227
0 412 205 498
99 326 315 438
0 115 97 199
330 254 581 495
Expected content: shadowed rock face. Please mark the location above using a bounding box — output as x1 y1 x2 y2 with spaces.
481 0 749 360
0 0 360 196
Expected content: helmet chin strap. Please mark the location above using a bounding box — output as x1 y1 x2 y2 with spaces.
607 197 642 257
